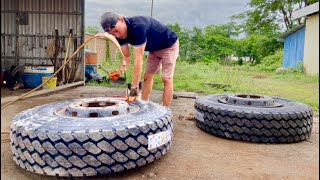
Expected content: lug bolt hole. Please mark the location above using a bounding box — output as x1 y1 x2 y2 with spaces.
89 113 98 117
112 111 119 116
72 112 78 117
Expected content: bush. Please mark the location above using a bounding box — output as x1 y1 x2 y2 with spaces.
293 62 304 73
257 49 283 71
237 59 243 65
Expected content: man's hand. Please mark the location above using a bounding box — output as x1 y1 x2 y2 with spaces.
126 84 141 102
128 89 141 102
129 87 139 97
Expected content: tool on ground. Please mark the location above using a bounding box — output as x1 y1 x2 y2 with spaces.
108 59 127 82
97 64 126 84
108 71 121 81
173 94 197 99
97 64 110 74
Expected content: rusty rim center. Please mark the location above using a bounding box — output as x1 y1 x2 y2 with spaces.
55 98 139 118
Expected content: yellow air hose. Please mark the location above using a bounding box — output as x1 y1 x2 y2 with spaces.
1 33 124 142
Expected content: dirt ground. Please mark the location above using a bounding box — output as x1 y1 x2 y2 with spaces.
1 86 319 180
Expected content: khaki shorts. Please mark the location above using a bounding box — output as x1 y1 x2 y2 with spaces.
145 40 179 78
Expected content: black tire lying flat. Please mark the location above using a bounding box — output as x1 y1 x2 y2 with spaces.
194 94 313 143
10 98 173 177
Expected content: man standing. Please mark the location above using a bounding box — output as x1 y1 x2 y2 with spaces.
98 12 179 107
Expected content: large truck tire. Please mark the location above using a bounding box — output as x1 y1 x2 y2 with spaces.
10 98 173 177
194 94 313 143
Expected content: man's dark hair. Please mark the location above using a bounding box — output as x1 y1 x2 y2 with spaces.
100 12 120 32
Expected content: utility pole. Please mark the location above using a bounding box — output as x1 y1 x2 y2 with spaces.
151 0 154 17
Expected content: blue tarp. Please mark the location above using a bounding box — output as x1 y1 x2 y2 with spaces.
283 27 306 68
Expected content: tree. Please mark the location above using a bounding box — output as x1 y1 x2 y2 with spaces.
203 25 236 62
204 22 241 38
85 25 100 34
232 0 319 35
169 25 207 63
188 27 207 63
167 23 241 63
235 34 282 64
167 23 190 60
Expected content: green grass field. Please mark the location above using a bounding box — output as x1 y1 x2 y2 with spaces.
89 59 319 114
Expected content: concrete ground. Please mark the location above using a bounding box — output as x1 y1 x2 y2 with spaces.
1 86 319 180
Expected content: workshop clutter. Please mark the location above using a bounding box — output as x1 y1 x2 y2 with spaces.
23 65 54 88
84 49 105 82
0 70 4 87
85 50 98 75
85 51 98 64
42 76 57 89
45 29 82 84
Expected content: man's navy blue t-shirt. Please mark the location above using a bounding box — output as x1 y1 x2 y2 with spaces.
116 16 178 52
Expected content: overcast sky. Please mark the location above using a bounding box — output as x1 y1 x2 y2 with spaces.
85 0 249 32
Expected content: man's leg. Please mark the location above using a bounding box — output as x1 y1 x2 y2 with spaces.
141 73 154 101
159 40 179 107
143 52 160 101
162 77 173 107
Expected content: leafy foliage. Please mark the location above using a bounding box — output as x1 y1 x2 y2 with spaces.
167 22 282 65
85 25 100 34
256 49 284 71
167 23 240 63
232 0 319 34
235 34 283 64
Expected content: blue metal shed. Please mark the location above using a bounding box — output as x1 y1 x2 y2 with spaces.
280 25 306 68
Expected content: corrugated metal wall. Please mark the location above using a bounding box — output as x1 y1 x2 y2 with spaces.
283 26 306 68
1 0 84 82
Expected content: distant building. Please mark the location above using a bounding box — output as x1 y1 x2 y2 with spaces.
279 2 319 75
84 33 118 65
227 54 250 62
279 25 306 69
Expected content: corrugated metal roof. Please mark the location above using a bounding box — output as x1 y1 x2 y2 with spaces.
292 2 319 20
278 24 305 40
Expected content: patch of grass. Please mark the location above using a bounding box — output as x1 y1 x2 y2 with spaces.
88 59 319 114
171 61 319 113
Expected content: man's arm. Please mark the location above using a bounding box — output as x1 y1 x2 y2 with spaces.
132 44 146 88
120 45 131 72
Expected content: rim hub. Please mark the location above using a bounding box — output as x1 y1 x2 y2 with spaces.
218 94 282 107
55 98 139 118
